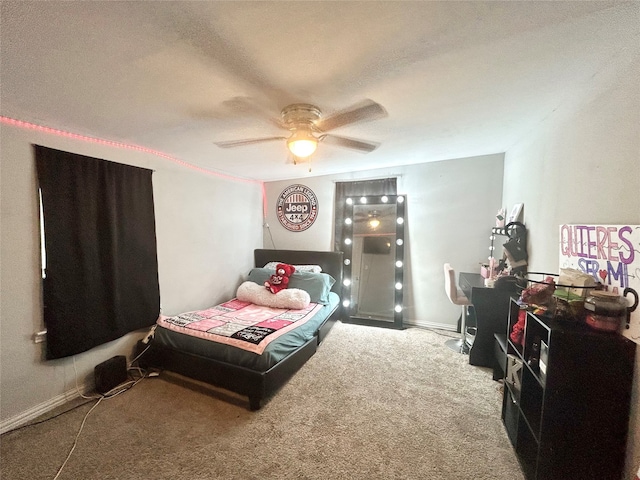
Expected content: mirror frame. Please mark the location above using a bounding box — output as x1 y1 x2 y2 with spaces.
341 194 406 329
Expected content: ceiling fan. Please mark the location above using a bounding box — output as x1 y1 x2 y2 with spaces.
355 210 382 221
354 209 394 229
213 99 387 161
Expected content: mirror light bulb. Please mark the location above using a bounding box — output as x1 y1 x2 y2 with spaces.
342 299 351 307
397 196 404 203
395 305 403 313
345 238 352 245
395 282 402 290
396 239 403 246
396 260 403 268
343 279 351 286
381 196 388 203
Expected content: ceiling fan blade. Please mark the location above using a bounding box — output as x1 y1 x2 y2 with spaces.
214 136 287 148
321 134 380 153
218 97 288 130
317 99 387 132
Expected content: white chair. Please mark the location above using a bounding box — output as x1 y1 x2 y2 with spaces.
444 263 472 354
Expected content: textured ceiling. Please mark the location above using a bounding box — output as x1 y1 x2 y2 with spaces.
1 1 638 181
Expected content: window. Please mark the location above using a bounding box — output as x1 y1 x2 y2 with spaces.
35 145 160 359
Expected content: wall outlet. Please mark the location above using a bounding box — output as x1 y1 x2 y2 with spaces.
33 330 47 344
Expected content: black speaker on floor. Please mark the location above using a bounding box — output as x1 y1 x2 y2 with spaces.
94 355 128 394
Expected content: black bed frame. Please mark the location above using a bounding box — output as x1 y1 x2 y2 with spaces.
141 249 343 410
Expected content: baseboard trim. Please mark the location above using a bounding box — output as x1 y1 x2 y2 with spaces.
404 320 456 331
0 384 90 435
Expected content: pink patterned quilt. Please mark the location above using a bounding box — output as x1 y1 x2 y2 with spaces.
157 298 323 355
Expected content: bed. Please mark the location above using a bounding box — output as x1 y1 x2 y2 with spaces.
140 249 344 410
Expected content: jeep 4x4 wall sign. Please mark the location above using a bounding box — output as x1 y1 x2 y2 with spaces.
276 184 318 232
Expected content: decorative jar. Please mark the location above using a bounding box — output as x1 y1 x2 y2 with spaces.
584 291 628 332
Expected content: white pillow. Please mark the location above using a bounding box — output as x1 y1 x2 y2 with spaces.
236 281 311 310
263 262 322 273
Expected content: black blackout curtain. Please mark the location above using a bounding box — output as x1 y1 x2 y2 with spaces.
35 145 160 359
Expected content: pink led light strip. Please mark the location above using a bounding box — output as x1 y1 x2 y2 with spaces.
0 116 261 184
1 115 268 216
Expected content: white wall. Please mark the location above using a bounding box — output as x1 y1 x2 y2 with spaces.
263 154 504 330
0 125 263 430
502 57 640 479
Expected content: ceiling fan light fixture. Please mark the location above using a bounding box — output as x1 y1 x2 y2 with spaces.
213 100 385 162
287 129 318 158
368 218 381 229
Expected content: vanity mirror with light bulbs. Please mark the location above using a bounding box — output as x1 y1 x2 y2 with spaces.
340 195 406 329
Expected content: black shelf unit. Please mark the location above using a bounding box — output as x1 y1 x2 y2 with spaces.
501 298 636 479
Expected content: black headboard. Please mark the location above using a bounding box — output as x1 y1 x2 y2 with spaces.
254 249 344 296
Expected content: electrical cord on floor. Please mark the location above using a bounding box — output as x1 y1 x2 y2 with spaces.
51 346 154 479
52 396 103 480
3 341 157 479
129 341 151 367
1 366 143 437
73 356 102 400
1 399 97 435
127 339 162 379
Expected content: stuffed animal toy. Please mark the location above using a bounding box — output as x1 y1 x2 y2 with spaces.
521 276 556 306
510 309 527 346
265 263 296 294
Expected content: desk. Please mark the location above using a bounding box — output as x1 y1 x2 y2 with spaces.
459 272 513 367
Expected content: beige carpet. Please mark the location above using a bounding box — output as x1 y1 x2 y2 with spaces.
1 321 523 479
